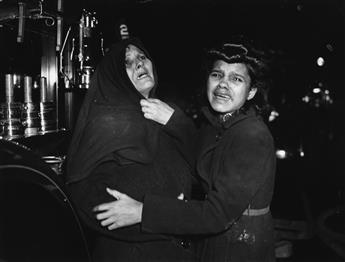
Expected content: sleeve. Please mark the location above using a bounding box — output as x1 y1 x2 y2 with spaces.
141 127 274 235
69 161 171 242
162 104 198 167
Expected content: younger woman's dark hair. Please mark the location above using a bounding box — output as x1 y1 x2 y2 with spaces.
202 38 273 115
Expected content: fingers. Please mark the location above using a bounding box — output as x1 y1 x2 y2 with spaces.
93 189 128 212
100 216 116 227
108 220 126 230
95 209 113 220
106 187 125 200
93 202 113 212
108 223 119 230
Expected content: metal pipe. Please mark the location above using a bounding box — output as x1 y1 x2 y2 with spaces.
24 76 33 103
17 2 26 43
5 74 14 103
40 77 47 103
56 0 63 51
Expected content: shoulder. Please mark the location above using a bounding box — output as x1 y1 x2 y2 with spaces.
232 115 273 144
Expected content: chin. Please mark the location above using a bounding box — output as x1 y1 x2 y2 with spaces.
210 102 231 114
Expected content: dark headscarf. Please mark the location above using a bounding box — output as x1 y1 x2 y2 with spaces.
65 37 159 184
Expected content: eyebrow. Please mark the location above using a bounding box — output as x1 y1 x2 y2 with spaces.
212 67 247 79
232 72 245 78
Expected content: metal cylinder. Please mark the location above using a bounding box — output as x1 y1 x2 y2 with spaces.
22 102 40 137
5 74 14 103
1 102 24 139
17 2 26 43
24 76 32 103
40 77 47 103
39 102 57 133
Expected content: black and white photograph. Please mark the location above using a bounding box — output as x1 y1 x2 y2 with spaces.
0 0 344 261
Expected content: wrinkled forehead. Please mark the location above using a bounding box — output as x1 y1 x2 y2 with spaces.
125 44 145 57
212 60 250 77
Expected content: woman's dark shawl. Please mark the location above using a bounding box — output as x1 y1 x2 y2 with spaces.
65 38 159 184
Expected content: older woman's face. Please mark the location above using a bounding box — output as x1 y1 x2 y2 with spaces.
207 60 257 114
125 44 155 98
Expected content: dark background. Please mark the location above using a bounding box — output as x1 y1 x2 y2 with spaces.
0 0 344 261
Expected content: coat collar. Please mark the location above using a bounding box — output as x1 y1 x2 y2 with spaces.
201 106 258 130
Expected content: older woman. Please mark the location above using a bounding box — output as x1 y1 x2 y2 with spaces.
65 37 196 261
94 39 276 262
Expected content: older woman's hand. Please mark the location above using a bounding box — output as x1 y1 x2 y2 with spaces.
93 188 143 230
140 98 174 125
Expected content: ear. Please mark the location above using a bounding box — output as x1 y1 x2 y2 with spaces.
247 87 257 100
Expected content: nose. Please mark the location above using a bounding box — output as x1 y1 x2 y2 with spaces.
218 79 229 89
135 59 143 70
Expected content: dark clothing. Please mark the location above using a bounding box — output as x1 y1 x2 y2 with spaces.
92 236 195 262
142 107 276 262
66 38 196 261
66 37 159 185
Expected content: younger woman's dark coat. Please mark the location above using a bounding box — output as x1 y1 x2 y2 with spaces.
142 107 276 262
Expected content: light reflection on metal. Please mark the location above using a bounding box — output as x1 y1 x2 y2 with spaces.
0 1 55 27
22 76 40 137
17 2 26 43
0 75 24 139
74 10 99 89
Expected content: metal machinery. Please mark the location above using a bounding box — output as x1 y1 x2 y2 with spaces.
0 1 102 260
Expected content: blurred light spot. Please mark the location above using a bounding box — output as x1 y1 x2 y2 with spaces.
326 44 333 52
299 145 305 157
313 88 321 94
317 57 325 66
276 150 287 159
268 110 279 122
302 96 310 103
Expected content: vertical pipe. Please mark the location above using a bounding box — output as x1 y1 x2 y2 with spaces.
24 76 32 103
56 0 63 52
40 77 47 103
17 2 25 43
5 74 14 103
56 0 64 129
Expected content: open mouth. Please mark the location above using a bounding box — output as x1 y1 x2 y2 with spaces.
214 91 232 100
137 71 149 80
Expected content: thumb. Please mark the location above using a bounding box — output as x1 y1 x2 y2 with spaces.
106 188 126 200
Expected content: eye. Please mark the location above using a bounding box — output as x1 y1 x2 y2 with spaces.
139 54 146 61
210 71 222 79
232 76 244 82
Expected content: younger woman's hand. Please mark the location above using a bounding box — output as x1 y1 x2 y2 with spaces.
93 188 143 230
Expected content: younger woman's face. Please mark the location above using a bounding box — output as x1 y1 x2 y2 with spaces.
207 60 257 114
125 44 155 98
